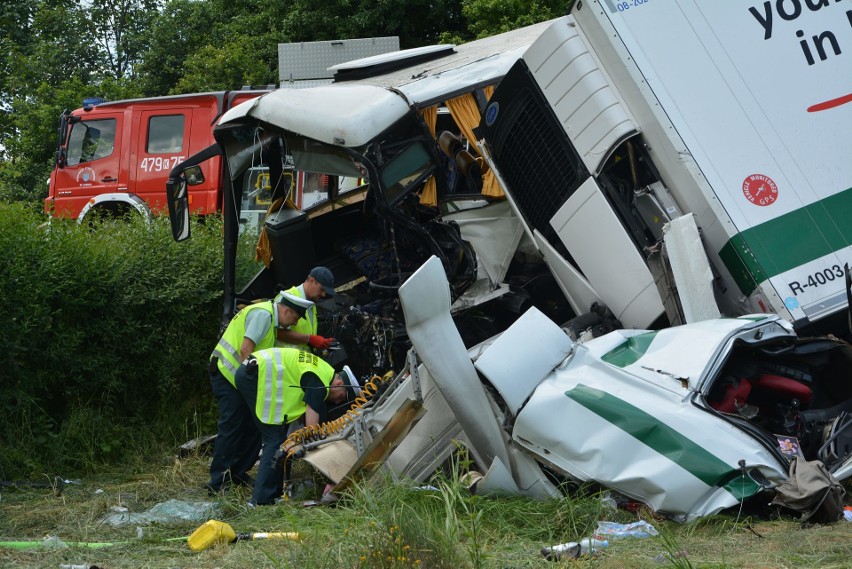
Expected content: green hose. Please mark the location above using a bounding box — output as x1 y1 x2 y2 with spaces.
0 540 122 550
0 536 186 550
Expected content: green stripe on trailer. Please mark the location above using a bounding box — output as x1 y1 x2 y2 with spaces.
720 187 852 296
565 384 761 497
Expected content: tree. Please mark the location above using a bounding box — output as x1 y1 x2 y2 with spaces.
462 0 570 39
134 0 217 95
138 0 291 94
0 0 146 202
0 0 567 204
88 0 163 79
282 0 466 48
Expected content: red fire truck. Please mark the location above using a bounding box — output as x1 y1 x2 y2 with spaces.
45 89 277 222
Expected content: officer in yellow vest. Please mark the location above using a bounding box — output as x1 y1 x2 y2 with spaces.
275 266 336 351
206 292 314 494
234 346 349 505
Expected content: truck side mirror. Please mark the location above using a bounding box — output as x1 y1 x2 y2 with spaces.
166 174 191 241
185 165 204 186
55 148 67 169
166 143 222 242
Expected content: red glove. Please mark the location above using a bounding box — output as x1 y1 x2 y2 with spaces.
308 335 334 350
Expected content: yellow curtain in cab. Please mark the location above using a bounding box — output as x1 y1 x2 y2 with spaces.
445 90 504 198
418 105 438 206
254 196 285 266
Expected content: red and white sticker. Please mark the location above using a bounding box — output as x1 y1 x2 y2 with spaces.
742 174 778 206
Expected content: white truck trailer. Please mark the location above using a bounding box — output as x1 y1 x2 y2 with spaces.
475 0 852 332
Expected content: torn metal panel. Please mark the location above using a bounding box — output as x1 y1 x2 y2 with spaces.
332 398 425 492
220 85 410 148
663 214 721 323
399 257 513 471
549 178 664 328
513 344 784 520
296 255 852 521
474 306 573 416
303 440 359 485
532 229 602 316
444 200 524 286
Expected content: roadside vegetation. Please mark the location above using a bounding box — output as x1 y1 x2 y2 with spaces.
0 202 242 480
1 449 850 569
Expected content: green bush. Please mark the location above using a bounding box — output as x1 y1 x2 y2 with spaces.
0 204 233 478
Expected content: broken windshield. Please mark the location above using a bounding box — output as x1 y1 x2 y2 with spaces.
219 125 278 183
380 141 432 205
283 134 366 179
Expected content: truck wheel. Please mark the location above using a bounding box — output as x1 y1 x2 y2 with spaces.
83 203 146 226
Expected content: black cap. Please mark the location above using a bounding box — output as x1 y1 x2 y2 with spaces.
309 266 336 296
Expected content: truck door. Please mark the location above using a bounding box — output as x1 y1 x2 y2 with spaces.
133 110 192 214
49 112 123 218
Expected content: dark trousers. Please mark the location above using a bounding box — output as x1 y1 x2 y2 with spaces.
235 363 288 505
208 365 261 490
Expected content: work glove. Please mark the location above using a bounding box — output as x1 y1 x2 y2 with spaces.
308 335 334 350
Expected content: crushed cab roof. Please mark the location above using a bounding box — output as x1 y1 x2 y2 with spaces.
218 19 557 147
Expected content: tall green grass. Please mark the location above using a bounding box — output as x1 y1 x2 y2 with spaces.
0 204 239 479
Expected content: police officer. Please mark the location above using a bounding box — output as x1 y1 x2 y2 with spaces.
234 347 349 505
276 266 336 351
206 292 314 494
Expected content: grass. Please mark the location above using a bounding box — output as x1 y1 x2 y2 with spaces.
0 448 850 568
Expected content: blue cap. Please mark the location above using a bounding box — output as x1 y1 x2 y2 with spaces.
309 266 335 296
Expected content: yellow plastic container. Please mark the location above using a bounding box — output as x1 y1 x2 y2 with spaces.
188 520 302 552
187 520 236 552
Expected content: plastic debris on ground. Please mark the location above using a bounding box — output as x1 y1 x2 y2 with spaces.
541 537 609 561
41 536 69 548
594 520 659 540
98 499 219 526
600 492 618 512
844 506 852 521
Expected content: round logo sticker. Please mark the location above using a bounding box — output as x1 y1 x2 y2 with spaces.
76 167 96 184
742 174 778 206
484 102 499 127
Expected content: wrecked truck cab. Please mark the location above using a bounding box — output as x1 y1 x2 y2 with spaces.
204 22 573 372
296 257 852 521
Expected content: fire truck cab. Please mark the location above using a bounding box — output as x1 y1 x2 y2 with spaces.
45 90 268 222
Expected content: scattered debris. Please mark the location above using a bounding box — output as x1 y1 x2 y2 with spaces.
177 434 218 458
594 521 658 540
771 458 846 523
0 536 118 550
98 499 218 526
654 549 690 564
291 258 852 521
541 537 608 561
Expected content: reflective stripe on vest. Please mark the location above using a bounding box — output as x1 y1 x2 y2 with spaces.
281 285 316 350
254 347 334 425
211 302 276 387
